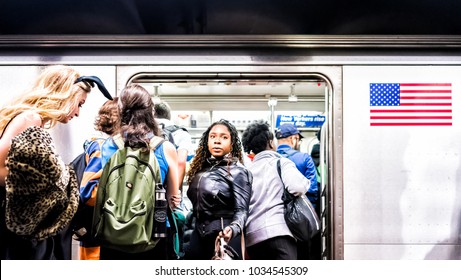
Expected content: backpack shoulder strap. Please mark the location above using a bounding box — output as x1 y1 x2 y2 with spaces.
148 136 165 186
163 124 176 132
109 134 164 151
112 134 125 150
165 124 188 133
149 136 165 151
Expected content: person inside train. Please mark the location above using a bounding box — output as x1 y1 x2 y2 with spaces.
154 100 194 196
275 123 319 260
0 65 111 260
241 120 310 260
87 84 181 260
73 97 120 260
276 123 318 210
309 127 321 168
185 119 252 260
154 100 193 257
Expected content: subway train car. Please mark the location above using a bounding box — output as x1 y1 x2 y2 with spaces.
1 35 459 260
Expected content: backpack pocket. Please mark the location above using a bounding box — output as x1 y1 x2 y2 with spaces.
101 199 151 247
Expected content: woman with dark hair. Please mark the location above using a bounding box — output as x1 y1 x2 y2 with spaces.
241 120 310 260
83 84 181 260
186 119 252 260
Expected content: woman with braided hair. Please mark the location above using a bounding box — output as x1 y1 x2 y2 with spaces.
185 119 252 260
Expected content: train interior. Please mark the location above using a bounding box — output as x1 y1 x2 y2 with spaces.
132 78 326 150
62 73 332 260
131 77 328 197
130 75 331 259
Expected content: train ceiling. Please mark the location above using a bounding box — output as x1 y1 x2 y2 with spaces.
1 0 460 35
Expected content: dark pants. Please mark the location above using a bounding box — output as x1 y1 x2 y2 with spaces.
100 238 167 260
1 185 75 260
247 235 297 260
1 229 56 260
308 231 322 260
0 188 54 260
52 224 73 260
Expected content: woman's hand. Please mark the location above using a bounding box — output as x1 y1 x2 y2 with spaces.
219 226 233 242
169 192 182 209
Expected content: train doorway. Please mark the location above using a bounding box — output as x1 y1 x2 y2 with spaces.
123 70 339 259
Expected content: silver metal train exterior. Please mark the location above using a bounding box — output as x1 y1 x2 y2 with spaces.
0 35 460 260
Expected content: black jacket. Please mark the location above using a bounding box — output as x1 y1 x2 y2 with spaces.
187 157 252 238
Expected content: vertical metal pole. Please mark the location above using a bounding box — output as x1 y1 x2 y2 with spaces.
268 97 278 132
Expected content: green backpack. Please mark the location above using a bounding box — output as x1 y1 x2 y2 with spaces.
92 135 165 253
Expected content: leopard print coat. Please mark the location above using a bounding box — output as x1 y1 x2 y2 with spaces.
5 126 79 241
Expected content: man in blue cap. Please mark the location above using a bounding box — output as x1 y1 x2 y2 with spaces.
276 123 319 260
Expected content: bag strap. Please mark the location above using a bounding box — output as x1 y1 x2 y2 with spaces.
212 227 246 260
0 117 15 139
276 159 284 187
212 236 223 260
112 134 125 150
149 136 165 151
112 134 165 151
277 159 295 204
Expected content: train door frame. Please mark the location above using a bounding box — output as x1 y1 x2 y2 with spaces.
117 65 344 259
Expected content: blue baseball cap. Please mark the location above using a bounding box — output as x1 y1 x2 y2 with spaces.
275 123 304 139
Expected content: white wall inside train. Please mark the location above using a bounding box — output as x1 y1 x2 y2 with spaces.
342 66 461 259
0 65 116 163
170 109 320 155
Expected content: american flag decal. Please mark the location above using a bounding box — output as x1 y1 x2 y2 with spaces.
370 83 452 126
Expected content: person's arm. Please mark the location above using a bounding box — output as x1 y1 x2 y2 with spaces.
0 111 42 186
302 154 318 205
162 141 181 208
173 129 193 188
280 157 310 196
176 148 188 189
223 166 252 241
79 140 104 206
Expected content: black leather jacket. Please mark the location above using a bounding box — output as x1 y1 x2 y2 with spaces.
187 157 252 238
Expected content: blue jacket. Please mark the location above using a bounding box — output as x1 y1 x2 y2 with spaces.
276 144 318 208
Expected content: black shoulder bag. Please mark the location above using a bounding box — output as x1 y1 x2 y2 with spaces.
277 159 321 241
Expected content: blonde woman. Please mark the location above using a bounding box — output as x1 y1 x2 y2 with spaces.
0 65 111 260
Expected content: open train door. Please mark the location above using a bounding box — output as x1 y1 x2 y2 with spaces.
118 66 343 259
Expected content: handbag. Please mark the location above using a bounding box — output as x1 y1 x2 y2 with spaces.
212 236 237 260
211 220 246 260
277 159 321 242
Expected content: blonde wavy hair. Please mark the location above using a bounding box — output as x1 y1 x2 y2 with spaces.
0 65 92 131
